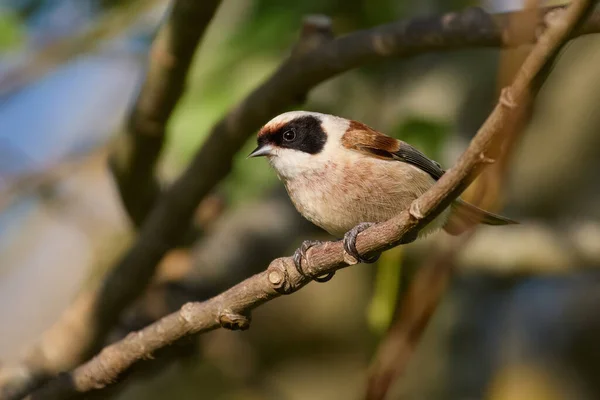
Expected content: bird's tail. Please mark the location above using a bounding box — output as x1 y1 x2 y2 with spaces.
443 199 518 236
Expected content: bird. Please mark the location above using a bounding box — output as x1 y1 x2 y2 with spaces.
248 111 517 281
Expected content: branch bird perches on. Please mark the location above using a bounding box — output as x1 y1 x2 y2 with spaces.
23 1 597 399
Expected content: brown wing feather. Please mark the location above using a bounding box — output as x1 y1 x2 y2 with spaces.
342 120 444 179
342 120 518 233
341 120 400 158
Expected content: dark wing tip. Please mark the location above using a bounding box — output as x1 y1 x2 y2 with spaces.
392 142 445 180
342 120 446 181
452 199 519 226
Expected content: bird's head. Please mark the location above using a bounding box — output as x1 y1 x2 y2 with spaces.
248 111 350 179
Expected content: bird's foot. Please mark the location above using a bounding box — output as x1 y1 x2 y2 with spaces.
343 222 381 264
293 240 335 283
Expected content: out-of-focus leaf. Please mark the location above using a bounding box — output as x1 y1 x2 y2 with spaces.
393 117 450 161
367 246 403 334
487 364 567 400
0 11 24 51
223 139 280 206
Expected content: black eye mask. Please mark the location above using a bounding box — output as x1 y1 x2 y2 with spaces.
259 115 327 155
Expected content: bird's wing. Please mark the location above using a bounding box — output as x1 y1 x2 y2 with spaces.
341 120 518 231
341 120 445 180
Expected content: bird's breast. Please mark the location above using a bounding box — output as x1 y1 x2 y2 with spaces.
282 157 441 237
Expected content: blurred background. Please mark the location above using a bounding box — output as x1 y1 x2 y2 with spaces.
1 0 600 399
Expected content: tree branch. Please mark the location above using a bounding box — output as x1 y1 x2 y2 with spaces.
108 0 221 235
364 2 600 398
24 1 596 398
5 4 599 399
116 187 319 333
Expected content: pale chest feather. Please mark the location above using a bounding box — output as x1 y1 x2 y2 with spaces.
281 157 447 237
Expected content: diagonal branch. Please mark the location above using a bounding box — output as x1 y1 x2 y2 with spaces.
4 4 599 400
108 0 221 234
364 2 542 396
25 1 596 398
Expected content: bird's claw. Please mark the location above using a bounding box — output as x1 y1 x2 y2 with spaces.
293 240 335 283
343 222 381 264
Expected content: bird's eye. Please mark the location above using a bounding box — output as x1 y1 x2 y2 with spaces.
282 129 296 141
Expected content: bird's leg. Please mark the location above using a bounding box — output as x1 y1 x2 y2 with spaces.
293 240 335 283
343 222 381 264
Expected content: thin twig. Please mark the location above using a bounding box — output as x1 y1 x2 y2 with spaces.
24 1 596 398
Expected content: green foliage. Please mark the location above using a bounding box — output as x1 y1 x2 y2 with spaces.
223 139 280 206
0 11 24 52
392 117 450 160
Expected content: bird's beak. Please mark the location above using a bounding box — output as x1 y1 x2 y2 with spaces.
247 144 273 158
